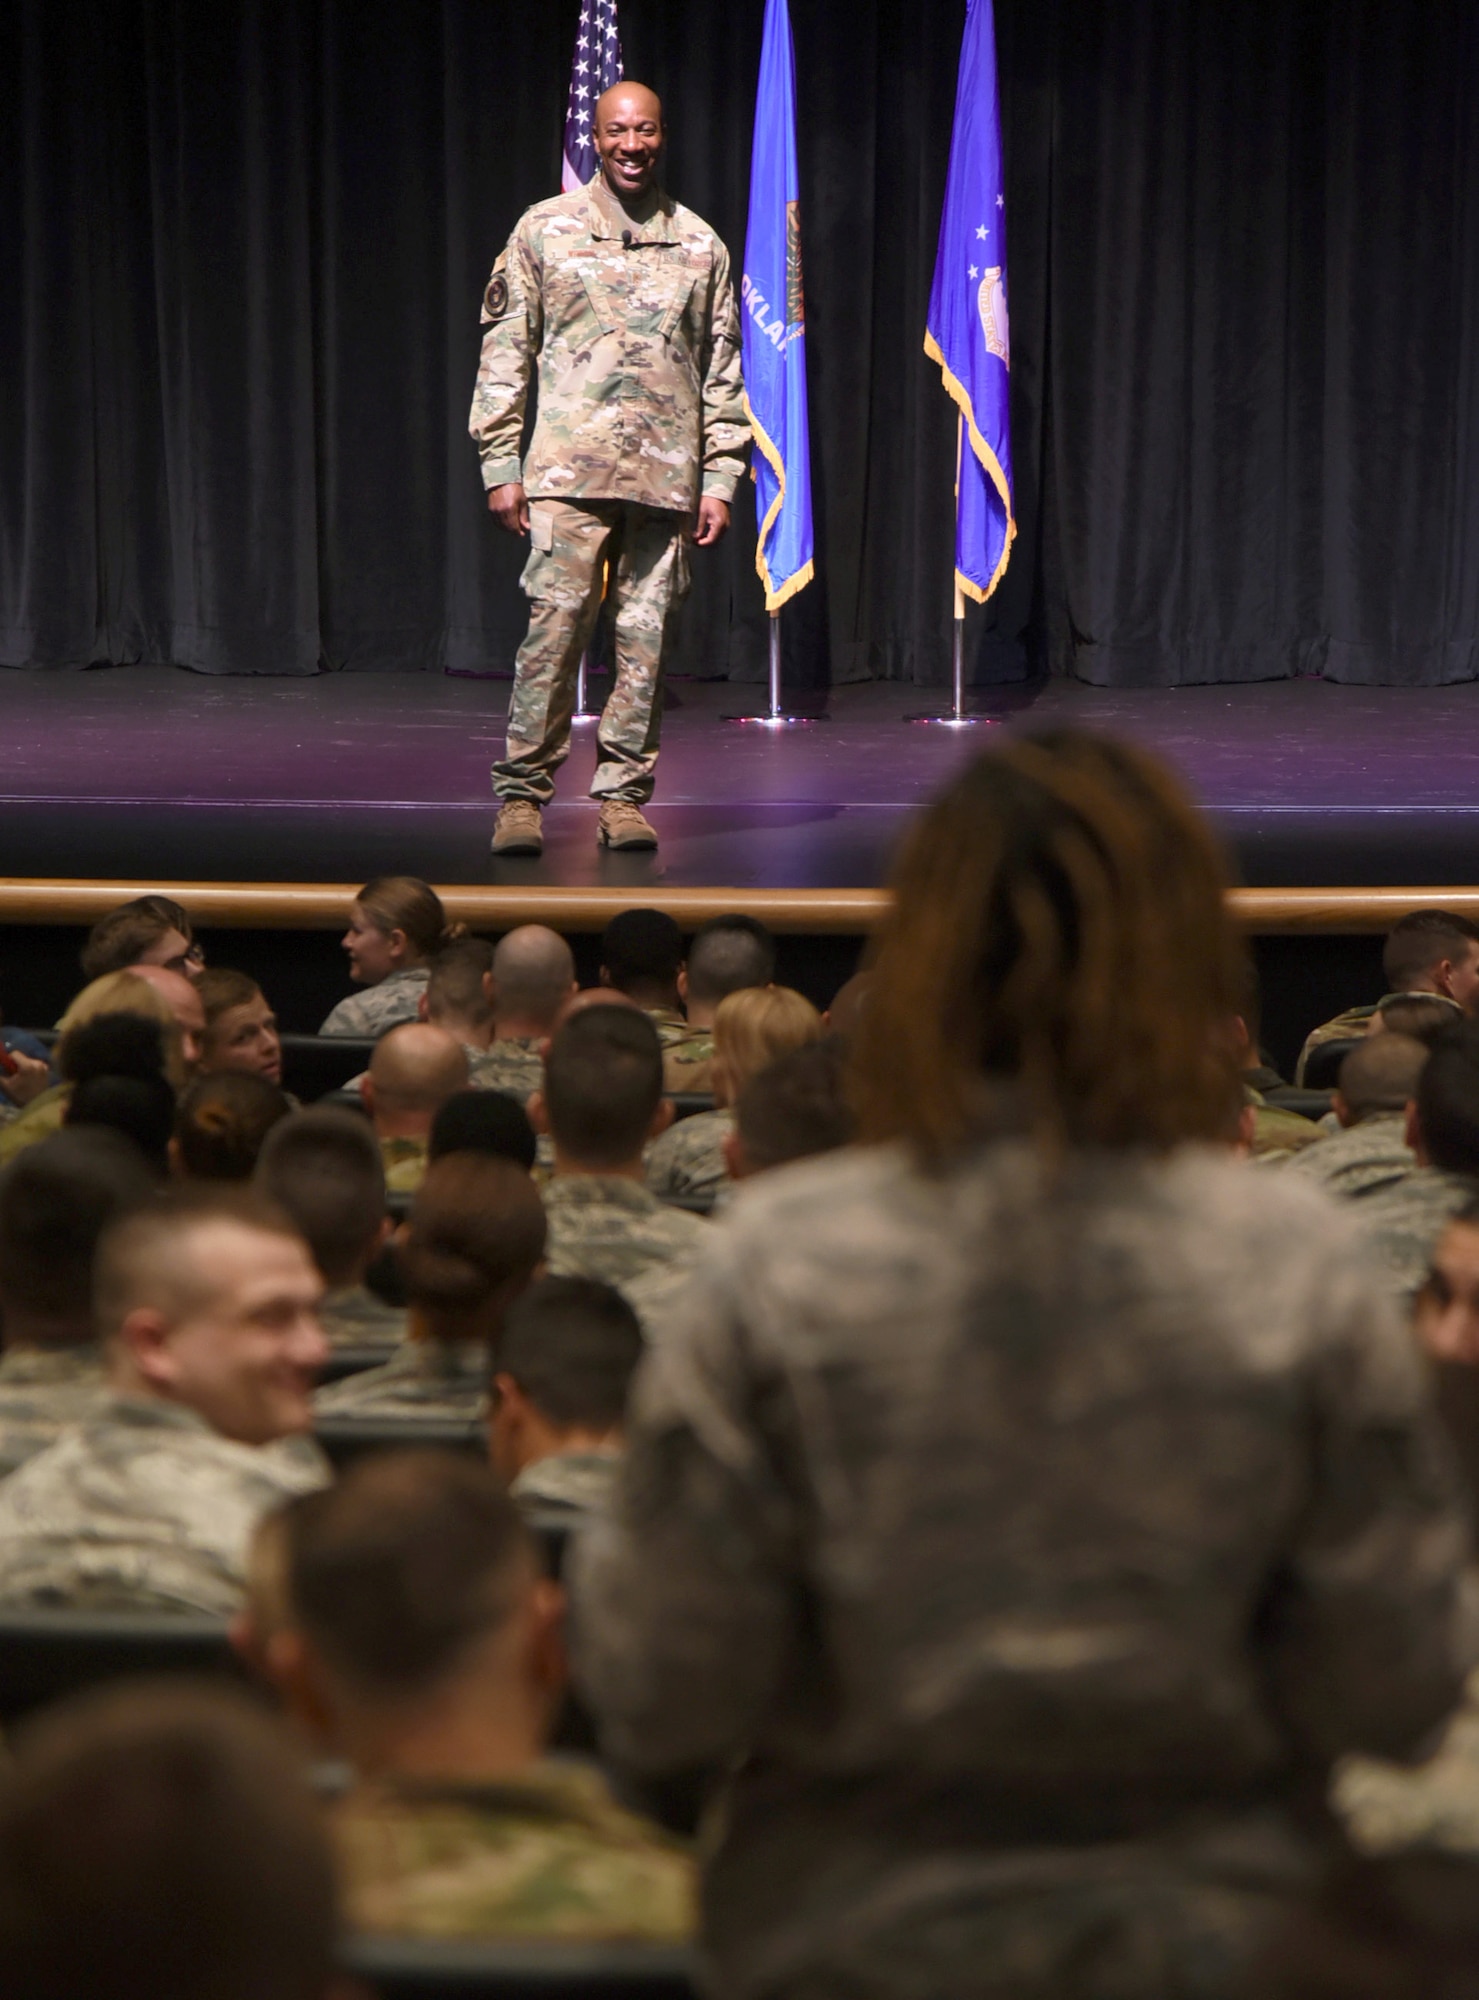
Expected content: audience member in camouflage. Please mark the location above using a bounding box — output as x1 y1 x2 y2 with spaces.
644 1107 732 1201
321 966 429 1039
469 1037 544 1102
334 1761 694 1943
313 1338 488 1426
0 1350 110 1481
0 1129 150 1477
1356 1027 1479 1301
261 1453 697 1945
576 733 1474 2000
317 1284 405 1352
543 1176 706 1302
662 1029 714 1096
1287 1112 1415 1199
474 86 745 826
1294 1003 1380 1086
665 916 780 1098
0 1191 328 1613
0 1398 326 1614
364 1023 469 1197
317 1153 545 1427
1294 910 1479 1083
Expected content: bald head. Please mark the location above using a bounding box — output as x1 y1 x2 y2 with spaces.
594 82 664 202
492 926 577 1035
366 1024 469 1133
126 963 206 1073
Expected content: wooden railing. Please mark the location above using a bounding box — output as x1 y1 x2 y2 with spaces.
2 879 1477 935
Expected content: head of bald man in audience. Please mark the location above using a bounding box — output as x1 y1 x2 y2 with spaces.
1334 1032 1430 1130
490 926 578 1039
361 1023 469 1140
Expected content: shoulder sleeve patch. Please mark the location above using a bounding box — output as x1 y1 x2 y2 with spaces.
482 270 510 321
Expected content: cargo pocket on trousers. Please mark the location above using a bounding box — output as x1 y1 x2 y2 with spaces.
520 506 556 599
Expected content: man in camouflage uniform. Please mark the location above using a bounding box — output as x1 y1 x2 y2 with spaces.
532 1006 708 1325
488 1277 640 1530
466 926 577 1103
1285 1032 1426 1201
1294 910 1479 1085
0 1192 329 1614
471 82 747 855
572 1140 1473 2000
261 1453 695 1942
361 1023 468 1199
0 1130 148 1478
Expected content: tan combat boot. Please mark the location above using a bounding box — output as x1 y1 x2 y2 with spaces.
597 801 659 851
490 800 544 856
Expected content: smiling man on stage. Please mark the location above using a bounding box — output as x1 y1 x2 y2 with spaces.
471 83 747 856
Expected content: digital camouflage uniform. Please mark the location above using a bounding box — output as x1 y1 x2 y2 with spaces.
320 968 431 1039
313 1338 487 1426
644 1108 732 1203
573 1141 1473 2000
1284 1113 1416 1202
0 1347 110 1480
468 1036 545 1102
380 1134 429 1196
0 1397 329 1615
318 1284 407 1353
1334 1668 1479 1860
331 1759 695 1943
470 174 746 807
1352 1166 1479 1305
542 1175 708 1318
510 1449 621 1529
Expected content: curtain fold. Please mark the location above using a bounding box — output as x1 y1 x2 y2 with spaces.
2 0 1478 686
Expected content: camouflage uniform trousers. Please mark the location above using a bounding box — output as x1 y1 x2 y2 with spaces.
494 500 690 808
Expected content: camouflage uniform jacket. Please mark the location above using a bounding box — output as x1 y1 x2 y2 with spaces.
319 1284 407 1353
644 1108 732 1201
663 1031 714 1098
0 1397 329 1614
1350 1166 1479 1305
313 1338 487 1426
572 1141 1473 2000
332 1757 695 1943
470 174 747 512
511 1449 621 1527
542 1175 708 1307
1294 993 1463 1086
320 968 430 1039
0 1346 111 1479
0 1084 69 1167
1284 1114 1417 1202
468 1036 544 1103
381 1133 428 1196
1334 1666 1479 1860
1245 1086 1323 1161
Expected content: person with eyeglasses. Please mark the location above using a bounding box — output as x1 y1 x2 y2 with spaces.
79 896 205 986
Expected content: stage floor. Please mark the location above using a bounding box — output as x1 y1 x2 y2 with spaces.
3 667 1479 889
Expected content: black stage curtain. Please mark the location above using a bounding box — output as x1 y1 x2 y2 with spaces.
4 0 1479 687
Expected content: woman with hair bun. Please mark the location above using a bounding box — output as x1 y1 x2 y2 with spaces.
320 878 469 1038
313 1151 545 1425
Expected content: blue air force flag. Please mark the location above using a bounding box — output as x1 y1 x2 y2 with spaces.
925 0 1015 603
562 0 623 193
741 0 814 610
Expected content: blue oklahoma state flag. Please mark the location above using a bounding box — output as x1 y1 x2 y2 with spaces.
925 0 1016 602
741 0 814 609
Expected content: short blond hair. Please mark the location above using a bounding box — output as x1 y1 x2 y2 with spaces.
57 973 185 1089
713 986 824 1098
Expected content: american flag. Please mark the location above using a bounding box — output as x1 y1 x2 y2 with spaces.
562 0 624 193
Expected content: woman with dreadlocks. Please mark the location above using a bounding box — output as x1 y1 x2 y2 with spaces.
575 729 1470 2000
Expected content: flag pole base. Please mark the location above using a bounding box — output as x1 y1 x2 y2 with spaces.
722 608 823 724
571 651 598 725
903 612 996 725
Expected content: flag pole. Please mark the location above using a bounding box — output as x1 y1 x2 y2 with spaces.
573 650 592 722
723 600 817 726
767 610 781 720
907 413 984 726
